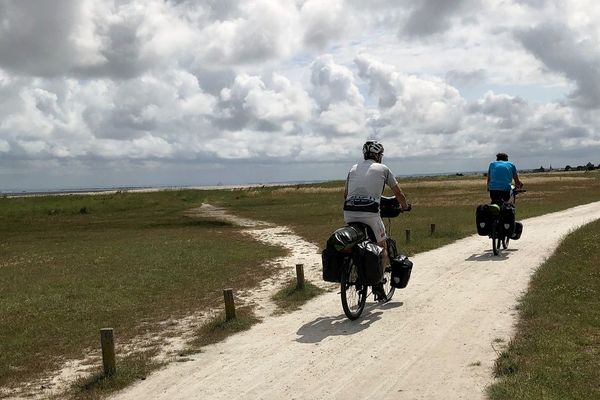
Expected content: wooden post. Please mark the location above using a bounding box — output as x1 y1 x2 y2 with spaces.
223 288 236 321
296 264 305 289
100 328 116 376
430 223 436 236
405 229 411 244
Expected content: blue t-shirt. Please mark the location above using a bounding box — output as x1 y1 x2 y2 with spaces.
488 161 517 191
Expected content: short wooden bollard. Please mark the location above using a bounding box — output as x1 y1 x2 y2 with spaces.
100 328 116 376
296 264 305 289
430 223 436 235
405 229 411 244
223 288 236 321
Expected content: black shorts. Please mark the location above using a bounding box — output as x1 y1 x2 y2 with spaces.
489 190 510 205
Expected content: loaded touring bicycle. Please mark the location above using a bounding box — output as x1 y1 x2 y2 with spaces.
476 185 526 255
322 196 414 320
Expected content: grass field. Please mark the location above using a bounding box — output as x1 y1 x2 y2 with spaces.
488 218 600 399
206 171 600 255
2 169 600 396
0 191 286 391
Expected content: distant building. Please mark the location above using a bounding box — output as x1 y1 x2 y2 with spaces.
532 165 546 173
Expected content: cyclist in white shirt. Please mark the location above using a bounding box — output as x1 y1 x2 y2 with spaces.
344 140 411 299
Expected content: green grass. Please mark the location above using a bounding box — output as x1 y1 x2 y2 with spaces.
186 307 261 350
204 170 600 256
68 350 163 400
3 170 600 395
488 218 600 400
271 279 326 314
0 191 285 389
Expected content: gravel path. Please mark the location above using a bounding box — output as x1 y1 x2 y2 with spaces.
109 201 600 400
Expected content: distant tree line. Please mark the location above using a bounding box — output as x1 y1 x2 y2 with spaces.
524 162 599 174
564 162 599 171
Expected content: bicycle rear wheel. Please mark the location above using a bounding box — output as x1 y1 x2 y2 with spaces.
340 259 367 320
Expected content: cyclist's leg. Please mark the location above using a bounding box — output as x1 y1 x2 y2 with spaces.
362 215 389 301
490 190 503 205
369 216 389 266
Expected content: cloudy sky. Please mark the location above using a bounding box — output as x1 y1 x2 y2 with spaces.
1 0 599 190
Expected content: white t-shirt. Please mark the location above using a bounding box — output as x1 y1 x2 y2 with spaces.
345 159 398 205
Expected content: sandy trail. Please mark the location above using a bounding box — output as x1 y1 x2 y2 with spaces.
184 204 332 319
3 203 328 400
110 201 600 400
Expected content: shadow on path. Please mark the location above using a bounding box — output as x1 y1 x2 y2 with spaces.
465 248 517 262
295 300 404 344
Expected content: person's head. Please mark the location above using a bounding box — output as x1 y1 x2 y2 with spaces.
363 140 384 162
496 152 508 161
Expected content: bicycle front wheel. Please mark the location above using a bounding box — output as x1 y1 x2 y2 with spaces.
492 222 500 256
382 265 395 301
340 259 367 320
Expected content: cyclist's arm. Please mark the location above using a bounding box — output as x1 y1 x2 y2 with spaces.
391 184 409 209
512 164 523 188
513 173 523 189
343 173 349 198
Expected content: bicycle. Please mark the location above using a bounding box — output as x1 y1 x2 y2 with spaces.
339 197 409 320
490 186 526 256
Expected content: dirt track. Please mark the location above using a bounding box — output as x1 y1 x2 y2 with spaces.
110 201 600 400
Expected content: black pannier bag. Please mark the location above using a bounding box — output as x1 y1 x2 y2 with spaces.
500 203 516 235
353 241 384 285
475 204 492 236
322 247 345 282
391 255 413 288
326 226 366 252
511 222 523 240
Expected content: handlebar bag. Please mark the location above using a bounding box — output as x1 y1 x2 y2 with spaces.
380 196 401 218
391 255 413 289
353 241 384 285
321 247 344 283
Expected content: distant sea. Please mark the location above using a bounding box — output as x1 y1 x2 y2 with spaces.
0 180 324 198
1 171 485 198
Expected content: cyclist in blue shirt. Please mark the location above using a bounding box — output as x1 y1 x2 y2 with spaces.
487 153 523 204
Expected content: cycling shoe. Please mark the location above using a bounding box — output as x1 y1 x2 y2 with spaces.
372 282 387 302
